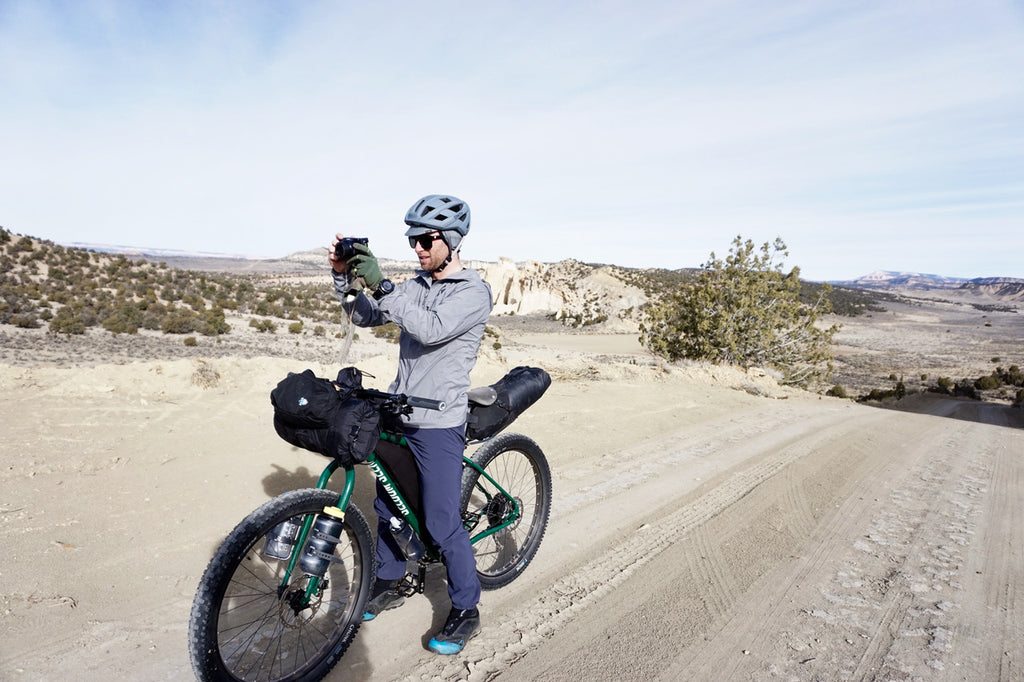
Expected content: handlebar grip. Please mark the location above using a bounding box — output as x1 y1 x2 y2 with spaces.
406 396 446 411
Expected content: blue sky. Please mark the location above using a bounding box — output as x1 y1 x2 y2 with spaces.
2 1 1023 280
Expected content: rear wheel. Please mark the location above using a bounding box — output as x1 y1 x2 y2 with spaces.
188 489 373 682
460 433 551 590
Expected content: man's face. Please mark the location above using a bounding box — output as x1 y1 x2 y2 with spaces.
411 231 448 271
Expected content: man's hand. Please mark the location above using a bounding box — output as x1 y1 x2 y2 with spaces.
349 242 384 290
329 233 350 274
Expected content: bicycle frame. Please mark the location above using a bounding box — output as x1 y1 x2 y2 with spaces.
277 430 521 602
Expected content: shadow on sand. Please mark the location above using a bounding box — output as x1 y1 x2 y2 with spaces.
864 392 1024 430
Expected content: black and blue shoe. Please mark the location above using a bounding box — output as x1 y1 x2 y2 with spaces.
362 579 404 621
428 607 480 655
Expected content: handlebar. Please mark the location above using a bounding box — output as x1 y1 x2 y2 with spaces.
406 395 446 411
357 388 446 414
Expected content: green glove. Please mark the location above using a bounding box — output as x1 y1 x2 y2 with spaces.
349 243 383 290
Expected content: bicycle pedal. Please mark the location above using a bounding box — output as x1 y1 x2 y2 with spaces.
398 566 427 596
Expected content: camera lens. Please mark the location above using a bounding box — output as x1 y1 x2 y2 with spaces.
335 237 367 261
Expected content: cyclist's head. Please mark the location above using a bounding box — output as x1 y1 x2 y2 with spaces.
403 194 470 252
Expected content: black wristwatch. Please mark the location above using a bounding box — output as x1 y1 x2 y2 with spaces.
373 279 395 300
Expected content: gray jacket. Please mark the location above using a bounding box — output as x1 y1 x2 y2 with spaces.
333 268 493 428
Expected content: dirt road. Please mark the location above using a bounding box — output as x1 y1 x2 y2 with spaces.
2 359 1022 681
367 395 1024 681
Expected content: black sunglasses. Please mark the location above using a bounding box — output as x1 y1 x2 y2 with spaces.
408 233 445 250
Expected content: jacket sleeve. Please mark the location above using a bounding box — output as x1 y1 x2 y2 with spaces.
331 270 387 327
379 278 491 346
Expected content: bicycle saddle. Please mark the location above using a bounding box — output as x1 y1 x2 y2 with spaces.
466 386 497 406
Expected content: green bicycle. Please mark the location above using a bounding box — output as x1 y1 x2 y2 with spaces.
188 380 552 682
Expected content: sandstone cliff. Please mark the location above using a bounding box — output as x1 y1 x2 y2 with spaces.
477 258 647 329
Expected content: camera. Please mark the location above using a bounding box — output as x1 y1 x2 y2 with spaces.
334 237 369 261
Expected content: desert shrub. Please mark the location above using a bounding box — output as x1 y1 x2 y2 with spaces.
141 302 170 330
255 300 285 317
858 376 906 402
640 236 837 386
102 303 144 335
313 325 326 337
160 307 199 334
373 322 401 343
198 307 230 336
0 286 37 325
861 388 888 401
49 307 86 334
997 365 1023 387
808 283 891 317
183 336 197 347
48 288 71 304
953 379 979 399
182 292 206 312
934 377 954 394
8 312 39 328
826 385 848 398
288 321 304 334
974 374 1001 391
190 360 220 388
249 318 276 333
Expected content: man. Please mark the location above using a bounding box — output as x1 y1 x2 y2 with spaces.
328 194 493 655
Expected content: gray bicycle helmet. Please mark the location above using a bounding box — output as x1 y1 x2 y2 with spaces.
403 194 471 251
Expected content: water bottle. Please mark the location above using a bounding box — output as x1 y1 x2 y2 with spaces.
263 519 300 560
299 515 345 577
389 516 425 561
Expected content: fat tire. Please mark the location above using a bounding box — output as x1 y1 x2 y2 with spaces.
188 489 374 682
460 432 551 590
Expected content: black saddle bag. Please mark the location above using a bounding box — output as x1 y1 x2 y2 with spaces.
270 367 381 466
466 366 551 441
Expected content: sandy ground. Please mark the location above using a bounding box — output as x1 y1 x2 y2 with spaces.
2 325 1023 681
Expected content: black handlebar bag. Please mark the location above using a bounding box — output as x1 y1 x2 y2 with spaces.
270 368 381 466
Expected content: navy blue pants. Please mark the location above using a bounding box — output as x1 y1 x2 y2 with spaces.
373 425 481 610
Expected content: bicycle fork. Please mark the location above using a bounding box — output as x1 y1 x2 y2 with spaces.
276 462 357 608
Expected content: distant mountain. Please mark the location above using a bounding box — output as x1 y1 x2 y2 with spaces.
834 270 970 290
959 278 1024 301
836 271 1024 302
62 242 259 260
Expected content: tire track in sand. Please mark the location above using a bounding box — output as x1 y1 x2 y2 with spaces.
670 401 1023 681
396 405 891 681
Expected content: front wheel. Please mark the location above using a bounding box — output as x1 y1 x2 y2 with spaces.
461 433 552 590
188 489 374 682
